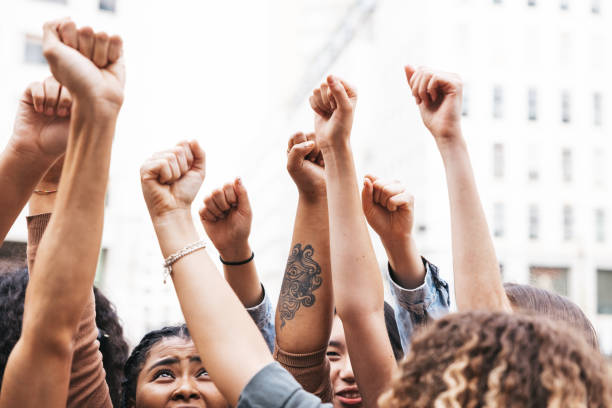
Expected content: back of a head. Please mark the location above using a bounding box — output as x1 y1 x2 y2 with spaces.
380 311 612 407
504 282 598 349
0 268 28 389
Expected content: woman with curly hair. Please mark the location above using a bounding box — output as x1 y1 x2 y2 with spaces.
379 311 612 407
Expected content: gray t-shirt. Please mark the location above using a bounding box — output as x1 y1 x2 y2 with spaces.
237 362 332 408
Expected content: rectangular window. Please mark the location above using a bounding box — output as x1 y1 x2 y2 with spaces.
592 0 601 14
493 203 505 238
598 269 612 314
527 147 539 181
594 92 602 127
493 0 502 4
596 209 606 243
562 148 572 182
493 144 504 179
528 0 536 6
560 0 569 10
24 35 46 64
493 86 504 119
563 205 573 241
561 91 571 123
99 0 117 11
528 88 538 121
530 266 569 297
529 204 539 240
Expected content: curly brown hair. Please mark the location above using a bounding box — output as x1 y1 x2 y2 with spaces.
379 312 612 408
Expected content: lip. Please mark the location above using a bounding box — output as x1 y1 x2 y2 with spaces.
336 395 363 406
336 387 362 406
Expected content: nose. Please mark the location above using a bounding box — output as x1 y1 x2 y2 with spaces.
171 376 201 401
339 355 356 383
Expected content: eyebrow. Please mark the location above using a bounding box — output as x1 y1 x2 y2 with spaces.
328 340 343 349
147 356 203 373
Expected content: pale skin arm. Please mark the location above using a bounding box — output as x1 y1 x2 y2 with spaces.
276 131 334 353
199 177 262 307
362 176 425 289
141 141 272 407
312 76 396 407
0 19 124 408
405 65 511 312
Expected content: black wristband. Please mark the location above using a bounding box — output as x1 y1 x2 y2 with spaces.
220 251 254 266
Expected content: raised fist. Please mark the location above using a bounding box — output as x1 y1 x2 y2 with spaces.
10 77 71 161
405 65 463 143
362 175 415 243
286 132 326 200
140 141 206 220
42 19 125 111
199 178 252 261
309 75 357 151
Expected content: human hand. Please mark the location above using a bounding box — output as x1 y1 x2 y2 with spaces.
199 178 253 261
140 141 206 221
362 175 415 243
42 19 125 112
405 65 463 144
10 77 71 162
309 75 357 152
286 132 326 200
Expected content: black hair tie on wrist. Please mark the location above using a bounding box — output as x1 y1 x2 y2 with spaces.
220 251 254 266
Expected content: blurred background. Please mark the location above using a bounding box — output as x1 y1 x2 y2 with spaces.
0 0 610 354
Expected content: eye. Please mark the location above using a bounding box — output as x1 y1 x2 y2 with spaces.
326 351 341 361
152 369 175 380
196 369 209 378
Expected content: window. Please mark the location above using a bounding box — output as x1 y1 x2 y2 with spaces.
527 147 539 181
528 0 536 6
493 203 505 237
24 35 46 64
493 86 504 119
99 0 116 12
493 144 504 179
530 266 569 297
593 92 602 127
529 204 539 240
528 88 538 121
598 270 612 314
560 0 569 10
563 205 573 241
462 86 469 117
562 148 572 182
561 91 571 123
595 209 606 243
592 0 601 14
493 0 502 4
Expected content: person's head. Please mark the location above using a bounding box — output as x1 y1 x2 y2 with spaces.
328 303 403 408
121 325 229 408
94 287 130 408
0 268 28 388
380 311 612 407
504 282 598 349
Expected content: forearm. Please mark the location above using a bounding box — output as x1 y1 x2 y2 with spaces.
221 242 263 308
382 235 425 289
0 141 54 244
438 137 511 312
322 144 383 318
153 211 272 406
276 195 333 353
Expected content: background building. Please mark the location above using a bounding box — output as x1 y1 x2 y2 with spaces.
1 0 610 353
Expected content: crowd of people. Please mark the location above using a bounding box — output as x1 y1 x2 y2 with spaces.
0 18 610 407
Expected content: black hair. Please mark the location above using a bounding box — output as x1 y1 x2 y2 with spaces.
94 287 130 408
383 301 404 361
121 324 191 408
0 268 28 387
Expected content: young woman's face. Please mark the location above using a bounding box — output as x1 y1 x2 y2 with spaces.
328 316 363 408
134 336 228 408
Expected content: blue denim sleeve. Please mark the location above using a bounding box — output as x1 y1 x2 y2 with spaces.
245 284 276 353
387 258 450 351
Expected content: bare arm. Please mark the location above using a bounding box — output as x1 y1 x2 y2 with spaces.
141 141 272 407
405 66 511 313
0 19 124 408
312 76 396 407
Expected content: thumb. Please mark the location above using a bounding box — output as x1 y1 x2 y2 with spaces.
404 65 416 86
234 177 251 213
188 140 206 178
287 141 315 172
361 177 375 215
326 75 353 113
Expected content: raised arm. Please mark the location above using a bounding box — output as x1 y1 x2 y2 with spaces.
141 142 273 406
0 18 124 408
311 76 396 407
404 65 511 313
275 131 334 397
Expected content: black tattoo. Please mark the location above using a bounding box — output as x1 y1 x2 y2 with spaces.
278 243 322 328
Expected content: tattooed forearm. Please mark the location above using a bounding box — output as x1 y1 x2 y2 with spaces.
278 243 323 328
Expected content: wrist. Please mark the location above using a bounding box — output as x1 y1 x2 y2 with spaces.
73 96 122 121
319 138 351 156
217 242 252 263
7 135 58 169
297 189 327 204
433 129 466 154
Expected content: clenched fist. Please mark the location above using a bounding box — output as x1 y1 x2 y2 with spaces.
286 132 326 200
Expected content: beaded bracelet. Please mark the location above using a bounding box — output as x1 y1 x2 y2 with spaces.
163 240 207 283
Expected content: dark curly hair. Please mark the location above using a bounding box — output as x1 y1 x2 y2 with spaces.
379 311 612 407
0 268 28 387
121 325 191 408
94 287 130 408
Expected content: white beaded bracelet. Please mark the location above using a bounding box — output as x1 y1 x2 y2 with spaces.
163 240 207 284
